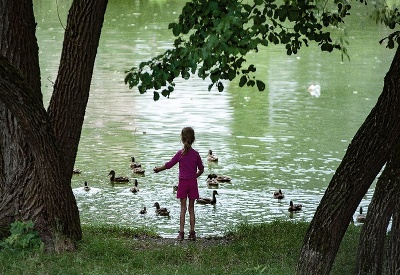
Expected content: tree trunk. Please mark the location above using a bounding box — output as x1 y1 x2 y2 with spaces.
0 0 108 251
355 142 400 274
296 45 400 274
0 0 44 237
387 186 400 274
0 54 81 250
48 0 108 175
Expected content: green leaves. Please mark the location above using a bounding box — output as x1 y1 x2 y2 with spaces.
239 75 247 87
125 0 398 100
153 92 159 101
0 221 43 251
256 80 266 91
372 2 400 48
379 31 400 49
169 23 182 36
238 64 265 91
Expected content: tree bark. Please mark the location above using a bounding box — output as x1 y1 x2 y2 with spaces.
387 186 400 274
0 0 108 251
296 45 400 274
48 0 108 175
0 0 44 237
355 141 400 274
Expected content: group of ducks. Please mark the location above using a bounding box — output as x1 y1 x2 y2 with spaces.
79 152 333 218
107 157 145 184
105 157 145 193
198 150 232 205
273 189 303 213
205 150 232 190
103 152 228 216
76 157 143 192
273 189 367 222
137 202 170 216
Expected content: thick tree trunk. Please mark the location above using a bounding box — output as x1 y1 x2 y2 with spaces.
0 0 41 92
296 46 400 274
0 0 44 237
387 188 400 274
48 0 108 175
0 0 108 251
0 54 81 250
355 142 400 274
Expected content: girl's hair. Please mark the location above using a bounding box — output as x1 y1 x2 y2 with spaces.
181 127 195 155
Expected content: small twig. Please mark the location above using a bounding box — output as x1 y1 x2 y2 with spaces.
47 76 55 85
56 0 66 30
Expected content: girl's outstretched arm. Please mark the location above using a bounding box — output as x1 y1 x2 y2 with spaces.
153 165 166 173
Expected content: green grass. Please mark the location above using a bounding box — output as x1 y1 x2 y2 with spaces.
0 221 361 274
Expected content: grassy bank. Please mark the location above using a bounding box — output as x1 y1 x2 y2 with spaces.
0 221 360 274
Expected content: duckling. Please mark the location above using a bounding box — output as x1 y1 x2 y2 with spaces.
197 190 219 205
273 189 285 200
130 179 139 193
356 207 366 223
139 207 147 214
153 202 170 216
288 200 302 212
207 150 218 162
83 181 90 192
108 170 130 183
206 174 219 188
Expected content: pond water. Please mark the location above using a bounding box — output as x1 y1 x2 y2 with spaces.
34 0 395 237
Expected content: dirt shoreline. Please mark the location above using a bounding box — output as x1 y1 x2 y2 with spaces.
133 235 233 248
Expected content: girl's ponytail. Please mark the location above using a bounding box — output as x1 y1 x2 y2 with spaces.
181 127 195 155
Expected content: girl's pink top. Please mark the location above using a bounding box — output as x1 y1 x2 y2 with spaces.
164 148 204 179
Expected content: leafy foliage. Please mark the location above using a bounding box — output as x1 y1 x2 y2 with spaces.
0 221 43 251
125 0 399 100
370 1 400 48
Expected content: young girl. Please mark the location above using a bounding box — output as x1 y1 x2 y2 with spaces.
153 127 204 241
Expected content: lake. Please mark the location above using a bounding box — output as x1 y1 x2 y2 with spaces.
34 0 395 237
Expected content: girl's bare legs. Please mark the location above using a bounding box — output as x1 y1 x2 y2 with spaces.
188 199 195 232
188 199 196 240
179 198 187 233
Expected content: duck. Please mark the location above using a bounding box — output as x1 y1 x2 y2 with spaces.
308 84 321 98
132 166 145 174
356 207 366 223
108 170 130 183
273 189 285 200
83 181 90 192
73 168 82 174
215 174 231 182
206 174 219 188
196 190 219 205
288 200 302 212
207 150 219 162
139 207 147 214
154 202 170 216
153 202 170 216
130 156 142 169
130 157 145 174
130 179 139 193
206 173 231 182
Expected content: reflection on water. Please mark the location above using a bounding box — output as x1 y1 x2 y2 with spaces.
35 0 394 237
